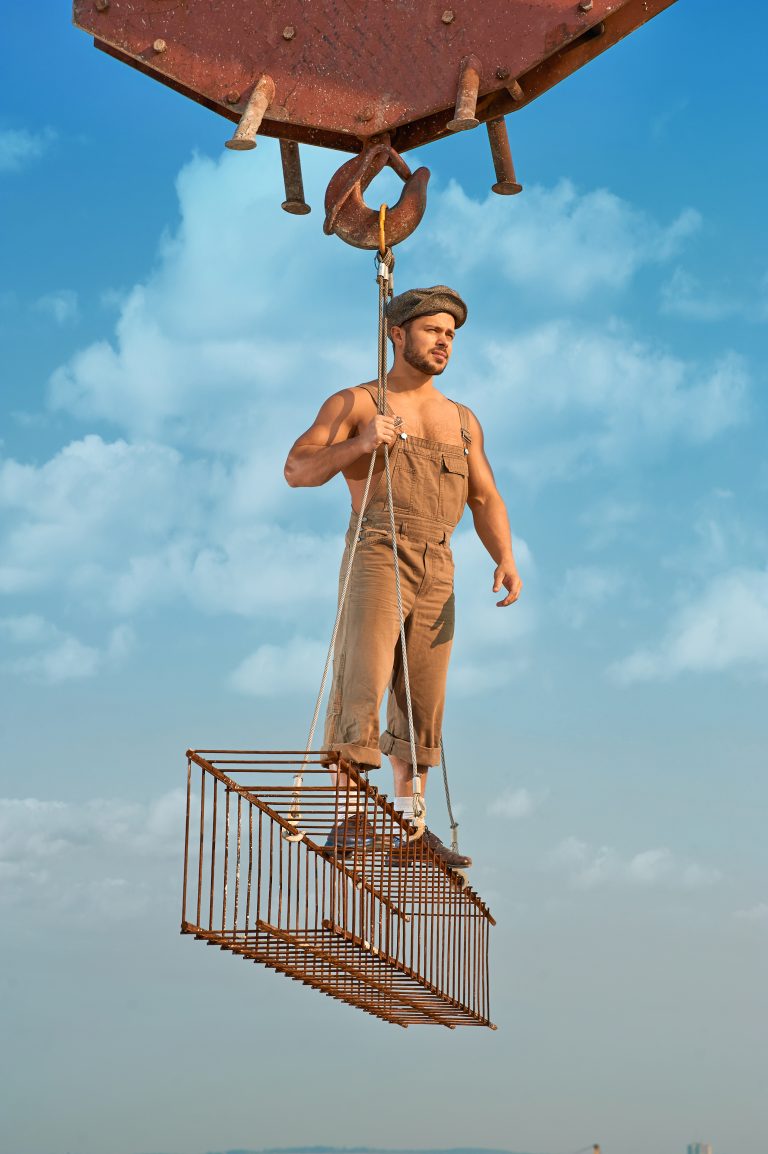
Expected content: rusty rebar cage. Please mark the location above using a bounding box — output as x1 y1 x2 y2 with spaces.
182 750 496 1028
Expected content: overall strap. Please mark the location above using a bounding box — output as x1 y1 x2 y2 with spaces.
356 383 403 510
358 381 393 417
452 400 473 449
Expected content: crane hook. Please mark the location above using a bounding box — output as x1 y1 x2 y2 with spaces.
324 136 430 250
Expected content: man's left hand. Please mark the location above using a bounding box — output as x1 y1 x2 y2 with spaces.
493 563 523 607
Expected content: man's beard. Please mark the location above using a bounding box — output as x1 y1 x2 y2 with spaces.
403 337 447 376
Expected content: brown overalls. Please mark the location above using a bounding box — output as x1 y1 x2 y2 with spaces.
323 384 471 769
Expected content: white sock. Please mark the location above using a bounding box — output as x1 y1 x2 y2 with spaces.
393 795 414 821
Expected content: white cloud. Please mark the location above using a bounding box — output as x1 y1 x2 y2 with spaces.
47 148 362 446
0 148 752 677
34 289 79 325
44 149 737 486
487 787 539 820
0 436 194 597
559 565 626 628
661 267 740 321
108 623 136 661
0 613 51 643
467 322 748 485
11 633 101 683
0 434 341 622
0 127 55 173
580 498 646 551
230 636 328 697
0 789 187 909
449 530 535 695
418 179 700 301
734 902 768 923
0 793 180 866
550 836 721 891
612 566 768 682
0 614 133 684
661 265 768 324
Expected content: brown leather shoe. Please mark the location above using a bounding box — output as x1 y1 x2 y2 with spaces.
419 827 472 869
324 819 374 856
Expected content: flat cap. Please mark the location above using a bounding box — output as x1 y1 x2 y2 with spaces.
386 285 467 330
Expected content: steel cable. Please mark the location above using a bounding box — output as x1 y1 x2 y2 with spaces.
293 239 458 846
375 250 422 820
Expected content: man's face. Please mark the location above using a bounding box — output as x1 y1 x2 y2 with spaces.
398 312 455 376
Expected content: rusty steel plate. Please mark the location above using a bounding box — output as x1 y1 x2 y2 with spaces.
73 0 679 155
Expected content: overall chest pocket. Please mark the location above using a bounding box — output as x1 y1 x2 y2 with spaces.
438 453 469 522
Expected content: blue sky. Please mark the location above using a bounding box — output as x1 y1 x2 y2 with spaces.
1 3 767 1154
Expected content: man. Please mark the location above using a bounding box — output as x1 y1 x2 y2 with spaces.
284 285 522 868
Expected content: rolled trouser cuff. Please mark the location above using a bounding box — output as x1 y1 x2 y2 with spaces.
380 729 440 768
321 741 382 769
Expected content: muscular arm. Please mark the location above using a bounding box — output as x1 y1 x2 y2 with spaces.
465 410 523 607
284 388 396 488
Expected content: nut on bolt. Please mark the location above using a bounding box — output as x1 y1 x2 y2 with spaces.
94 0 109 10
578 0 593 9
153 39 167 53
442 10 455 23
282 25 296 40
225 91 240 104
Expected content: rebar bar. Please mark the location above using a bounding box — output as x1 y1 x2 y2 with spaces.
181 749 495 1027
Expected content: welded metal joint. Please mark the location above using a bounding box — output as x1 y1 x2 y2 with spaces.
486 117 522 195
225 73 276 150
446 55 482 132
280 140 311 215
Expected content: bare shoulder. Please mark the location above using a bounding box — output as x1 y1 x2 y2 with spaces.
305 381 375 440
326 381 376 407
316 384 370 421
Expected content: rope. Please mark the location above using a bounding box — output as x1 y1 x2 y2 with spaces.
289 212 451 842
285 244 399 837
440 738 460 853
375 243 423 825
284 448 378 839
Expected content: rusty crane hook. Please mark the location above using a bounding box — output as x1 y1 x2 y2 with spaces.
324 137 430 250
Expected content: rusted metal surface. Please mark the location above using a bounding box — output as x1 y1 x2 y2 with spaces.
73 0 678 152
74 0 679 247
323 137 429 250
486 117 523 196
279 140 311 216
181 749 495 1027
446 54 483 133
225 73 276 151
